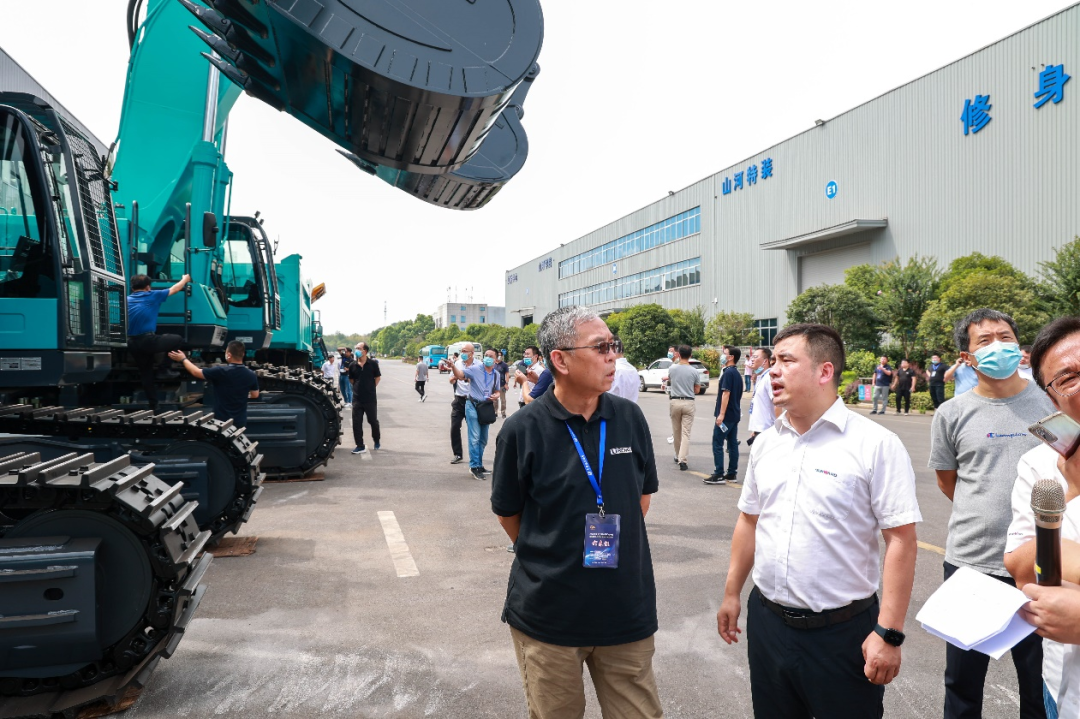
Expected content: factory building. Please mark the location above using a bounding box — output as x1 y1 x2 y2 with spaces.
505 4 1080 345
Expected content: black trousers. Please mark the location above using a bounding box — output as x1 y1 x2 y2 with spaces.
450 395 466 458
351 400 380 448
894 389 911 413
943 562 1045 719
747 587 883 719
415 381 426 398
930 384 946 408
127 333 182 410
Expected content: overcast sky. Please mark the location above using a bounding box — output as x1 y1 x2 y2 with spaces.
1 1 1074 334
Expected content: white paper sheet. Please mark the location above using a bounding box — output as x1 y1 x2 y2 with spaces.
916 565 1037 659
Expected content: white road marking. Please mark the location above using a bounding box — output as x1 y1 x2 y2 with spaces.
377 511 420 577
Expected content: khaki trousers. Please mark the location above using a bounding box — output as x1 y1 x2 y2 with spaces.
669 399 695 463
509 627 664 719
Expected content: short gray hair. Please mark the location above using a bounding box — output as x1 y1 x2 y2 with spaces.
539 306 601 372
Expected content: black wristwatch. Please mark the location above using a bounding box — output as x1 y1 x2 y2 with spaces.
874 624 905 647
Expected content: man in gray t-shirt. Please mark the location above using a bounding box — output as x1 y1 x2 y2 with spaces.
666 345 701 471
415 359 429 402
928 308 1052 719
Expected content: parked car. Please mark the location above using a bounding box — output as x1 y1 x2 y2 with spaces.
638 358 710 394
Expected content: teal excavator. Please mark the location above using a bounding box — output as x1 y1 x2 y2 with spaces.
0 0 543 716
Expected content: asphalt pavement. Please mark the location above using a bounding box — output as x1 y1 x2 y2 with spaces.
123 361 1030 718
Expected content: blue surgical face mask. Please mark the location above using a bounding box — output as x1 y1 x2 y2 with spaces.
667 352 674 359
461 352 470 361
754 366 766 375
483 357 495 368
972 341 1022 380
523 357 532 366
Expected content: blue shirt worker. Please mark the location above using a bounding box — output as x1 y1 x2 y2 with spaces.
169 341 259 427
448 348 502 479
706 346 743 485
126 272 191 410
492 306 662 719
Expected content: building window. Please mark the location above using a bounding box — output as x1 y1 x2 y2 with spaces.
450 315 457 323
480 306 486 312
558 207 701 280
558 257 702 308
754 318 778 347
480 316 485 323
460 305 466 312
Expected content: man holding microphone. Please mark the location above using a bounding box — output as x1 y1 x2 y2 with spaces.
1006 316 1080 717
717 323 920 719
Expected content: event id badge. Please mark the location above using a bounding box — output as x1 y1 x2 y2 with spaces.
583 512 621 569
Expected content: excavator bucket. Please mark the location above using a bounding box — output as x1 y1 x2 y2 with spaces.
179 0 543 209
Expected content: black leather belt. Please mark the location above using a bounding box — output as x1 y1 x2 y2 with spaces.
669 396 694 401
759 591 877 630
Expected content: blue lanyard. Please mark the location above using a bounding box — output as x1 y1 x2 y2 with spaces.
566 420 606 515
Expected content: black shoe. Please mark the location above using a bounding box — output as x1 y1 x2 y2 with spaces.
480 466 490 474
673 456 679 463
724 474 741 485
352 446 366 455
450 456 463 465
703 474 724 485
679 462 688 471
470 467 486 480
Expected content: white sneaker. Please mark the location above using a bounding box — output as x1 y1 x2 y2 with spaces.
418 398 423 402
666 436 674 444
345 403 352 409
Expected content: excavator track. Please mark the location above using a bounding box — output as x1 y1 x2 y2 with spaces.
249 364 343 479
0 405 263 542
0 451 212 719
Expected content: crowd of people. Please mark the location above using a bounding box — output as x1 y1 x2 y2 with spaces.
483 305 1080 719
317 302 1080 719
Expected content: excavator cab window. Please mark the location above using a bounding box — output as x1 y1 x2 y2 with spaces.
223 224 260 307
0 109 56 299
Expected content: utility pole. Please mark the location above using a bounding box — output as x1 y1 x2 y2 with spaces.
383 301 387 325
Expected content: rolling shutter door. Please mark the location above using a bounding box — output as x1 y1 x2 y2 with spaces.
797 243 872 293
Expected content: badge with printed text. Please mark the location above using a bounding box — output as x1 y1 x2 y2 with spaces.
583 513 620 569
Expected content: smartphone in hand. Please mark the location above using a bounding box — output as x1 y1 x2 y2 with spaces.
1029 411 1080 459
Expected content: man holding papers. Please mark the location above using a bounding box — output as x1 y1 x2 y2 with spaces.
1007 316 1080 718
930 309 1053 719
717 324 921 719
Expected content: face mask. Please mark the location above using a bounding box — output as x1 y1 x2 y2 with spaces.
523 357 532 366
754 366 766 375
667 352 674 359
971 341 1022 380
483 357 495 368
461 352 470 361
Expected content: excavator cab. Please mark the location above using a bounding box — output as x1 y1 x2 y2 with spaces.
220 215 279 352
0 95 124 390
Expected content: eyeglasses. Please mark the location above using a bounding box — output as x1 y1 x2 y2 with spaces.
556 340 623 355
1048 371 1080 398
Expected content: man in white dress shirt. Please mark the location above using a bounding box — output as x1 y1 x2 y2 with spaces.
717 323 921 719
747 348 779 445
606 335 639 403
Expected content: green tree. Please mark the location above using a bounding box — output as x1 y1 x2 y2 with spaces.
669 306 707 347
918 270 1049 352
604 311 624 339
874 256 940 358
618 304 679 366
786 284 880 351
846 349 879 379
705 311 761 348
843 263 882 298
939 252 1032 293
1039 236 1080 316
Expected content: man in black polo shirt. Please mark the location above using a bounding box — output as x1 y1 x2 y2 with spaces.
169 341 259 427
347 342 381 454
492 306 662 718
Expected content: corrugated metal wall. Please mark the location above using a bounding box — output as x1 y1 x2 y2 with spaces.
506 3 1080 330
0 47 108 157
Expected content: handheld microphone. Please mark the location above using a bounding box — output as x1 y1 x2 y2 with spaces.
1031 479 1066 586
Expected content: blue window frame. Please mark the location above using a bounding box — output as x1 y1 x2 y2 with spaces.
558 208 701 280
558 257 702 308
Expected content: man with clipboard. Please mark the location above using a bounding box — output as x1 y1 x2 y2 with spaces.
492 306 663 718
